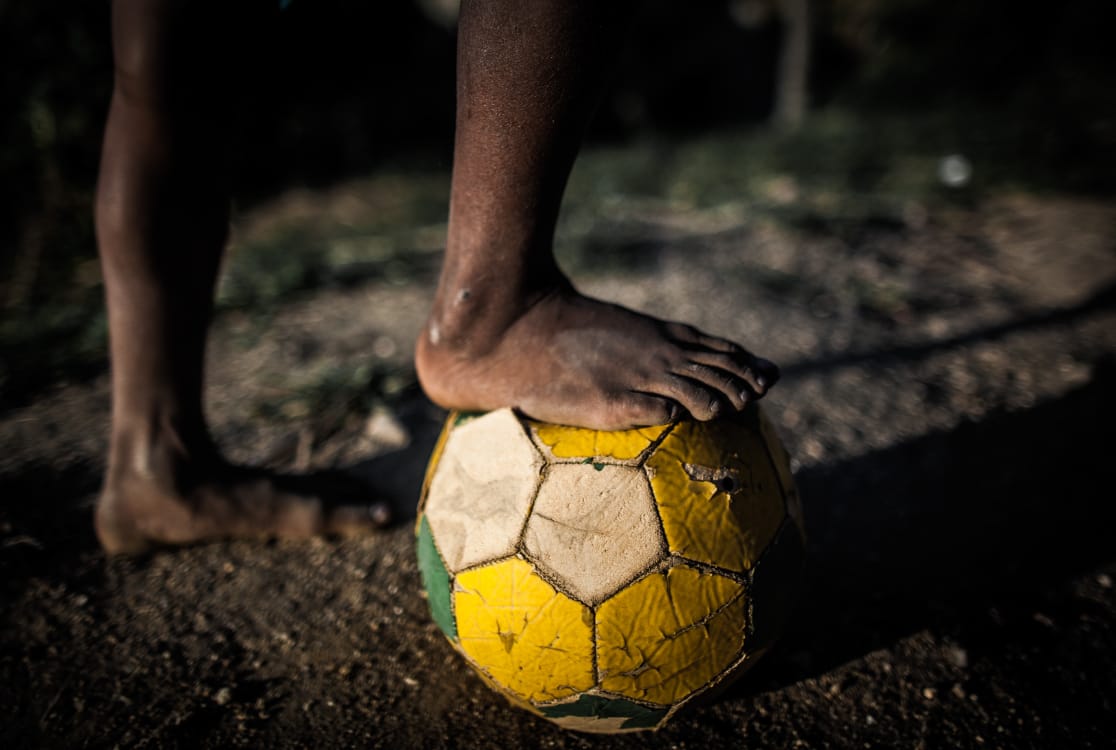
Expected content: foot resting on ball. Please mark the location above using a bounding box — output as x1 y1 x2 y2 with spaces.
416 280 780 432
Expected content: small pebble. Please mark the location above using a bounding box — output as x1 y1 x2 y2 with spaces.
214 687 232 706
372 335 397 359
947 646 969 669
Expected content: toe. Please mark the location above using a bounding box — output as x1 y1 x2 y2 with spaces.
688 350 777 397
275 471 393 536
660 374 723 421
665 322 742 354
665 324 780 396
676 362 750 411
607 392 679 429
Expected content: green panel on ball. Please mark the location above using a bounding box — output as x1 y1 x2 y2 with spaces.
416 515 456 640
452 410 486 427
538 694 668 731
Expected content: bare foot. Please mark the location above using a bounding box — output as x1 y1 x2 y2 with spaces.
416 282 780 431
95 429 391 555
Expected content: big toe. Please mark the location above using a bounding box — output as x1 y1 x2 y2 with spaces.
600 392 680 430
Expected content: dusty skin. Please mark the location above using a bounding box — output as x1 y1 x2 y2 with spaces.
416 281 780 432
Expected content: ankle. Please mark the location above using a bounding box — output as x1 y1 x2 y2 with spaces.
424 274 570 354
107 408 219 485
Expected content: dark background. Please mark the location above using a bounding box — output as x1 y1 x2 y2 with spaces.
3 0 1114 312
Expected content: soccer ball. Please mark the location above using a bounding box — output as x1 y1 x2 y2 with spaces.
415 407 805 733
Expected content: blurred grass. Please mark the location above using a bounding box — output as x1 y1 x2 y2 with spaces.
217 173 450 310
570 107 1104 215
248 359 419 450
556 108 1048 270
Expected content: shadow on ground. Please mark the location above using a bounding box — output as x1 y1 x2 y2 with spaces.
0 462 103 608
732 356 1116 730
782 281 1116 379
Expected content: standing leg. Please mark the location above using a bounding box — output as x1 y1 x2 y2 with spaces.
416 0 780 430
95 0 387 554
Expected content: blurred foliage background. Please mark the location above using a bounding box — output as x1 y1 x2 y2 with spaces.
1 0 1113 407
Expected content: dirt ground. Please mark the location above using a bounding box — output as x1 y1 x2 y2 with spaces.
2 165 1115 748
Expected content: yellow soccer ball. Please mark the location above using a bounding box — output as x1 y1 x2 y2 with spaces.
415 407 805 733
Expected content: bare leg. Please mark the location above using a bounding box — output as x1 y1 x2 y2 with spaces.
416 0 779 430
95 0 387 554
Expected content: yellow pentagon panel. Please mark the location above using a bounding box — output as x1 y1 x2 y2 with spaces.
531 422 671 463
646 413 785 572
596 565 747 706
423 409 544 572
454 557 595 704
523 464 664 605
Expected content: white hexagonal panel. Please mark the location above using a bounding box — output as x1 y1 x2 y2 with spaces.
523 464 665 605
425 410 544 573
